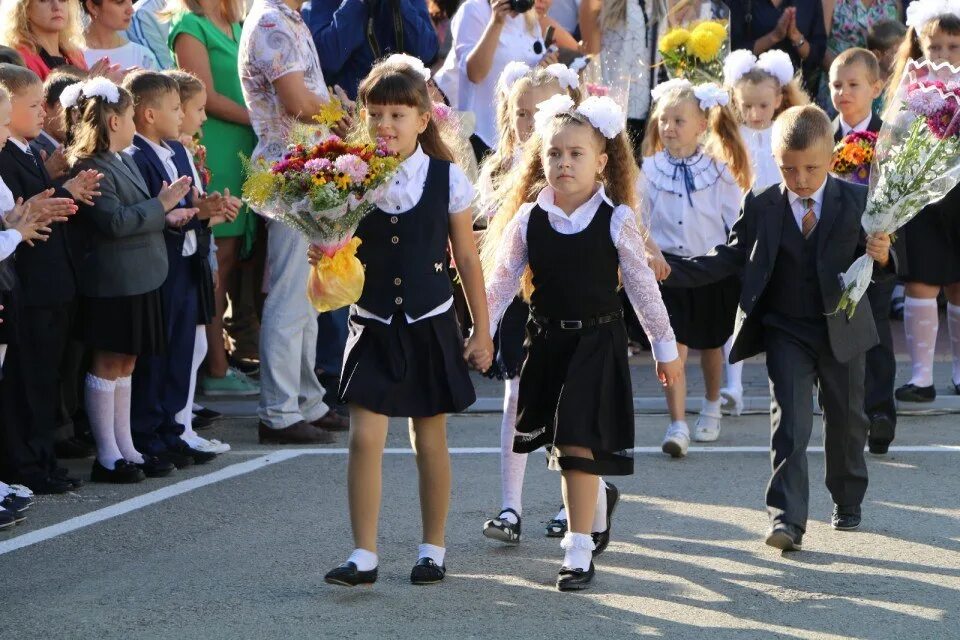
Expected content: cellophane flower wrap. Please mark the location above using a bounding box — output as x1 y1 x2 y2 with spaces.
242 125 400 312
831 130 877 186
836 59 960 318
659 1 730 83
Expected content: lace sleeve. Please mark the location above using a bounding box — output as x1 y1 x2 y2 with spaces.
485 209 531 340
611 206 679 362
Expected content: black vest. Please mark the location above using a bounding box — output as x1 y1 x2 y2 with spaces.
528 201 621 319
766 203 823 319
355 158 453 318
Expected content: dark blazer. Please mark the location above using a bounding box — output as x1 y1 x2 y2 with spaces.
832 113 884 143
664 177 899 364
0 139 77 306
72 151 168 298
29 131 59 160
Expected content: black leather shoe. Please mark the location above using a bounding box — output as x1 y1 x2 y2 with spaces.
895 383 936 403
557 562 595 591
90 459 146 484
324 562 378 587
545 505 567 538
194 406 222 421
171 441 217 465
765 523 804 551
0 508 17 530
192 414 214 430
868 414 894 455
410 557 446 585
868 438 891 454
27 475 72 495
592 482 620 557
52 467 84 489
832 505 862 531
482 508 521 544
953 381 960 396
54 436 95 459
137 455 175 478
157 448 194 469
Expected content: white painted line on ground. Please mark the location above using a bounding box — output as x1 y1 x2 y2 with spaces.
224 445 960 456
0 451 302 557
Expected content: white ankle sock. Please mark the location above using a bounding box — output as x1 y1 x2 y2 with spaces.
418 543 446 566
177 326 208 439
904 296 938 387
702 397 722 416
113 376 143 464
560 532 595 570
86 374 122 469
591 478 608 533
347 548 378 571
948 303 960 385
499 378 526 519
722 337 742 390
555 506 567 521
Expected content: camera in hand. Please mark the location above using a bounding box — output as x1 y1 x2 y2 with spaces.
508 0 534 13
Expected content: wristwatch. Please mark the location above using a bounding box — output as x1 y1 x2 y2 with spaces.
793 36 806 48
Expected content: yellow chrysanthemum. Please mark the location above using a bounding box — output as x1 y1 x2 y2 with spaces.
687 27 723 62
659 27 690 54
695 20 727 42
242 171 278 206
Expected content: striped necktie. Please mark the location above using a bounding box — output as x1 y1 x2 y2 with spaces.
801 197 817 239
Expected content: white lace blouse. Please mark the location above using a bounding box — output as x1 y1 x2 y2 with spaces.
739 125 782 191
485 185 679 362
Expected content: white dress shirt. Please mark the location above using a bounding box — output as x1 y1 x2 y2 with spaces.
8 137 34 157
640 150 742 257
739 124 782 191
786 179 826 231
353 146 476 325
132 136 197 257
840 114 873 136
0 174 20 261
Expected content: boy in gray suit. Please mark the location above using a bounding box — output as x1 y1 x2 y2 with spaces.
664 105 896 551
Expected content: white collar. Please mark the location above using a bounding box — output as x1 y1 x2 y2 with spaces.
786 178 827 208
841 114 873 135
139 134 175 163
535 184 612 221
38 130 61 149
397 144 428 180
8 137 32 154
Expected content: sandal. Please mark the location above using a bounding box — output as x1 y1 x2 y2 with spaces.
545 506 567 538
482 508 521 544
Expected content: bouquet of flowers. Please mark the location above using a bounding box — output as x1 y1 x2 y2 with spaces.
659 0 730 83
242 127 400 312
836 59 960 317
831 130 878 185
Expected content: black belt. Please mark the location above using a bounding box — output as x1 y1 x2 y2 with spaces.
532 310 623 331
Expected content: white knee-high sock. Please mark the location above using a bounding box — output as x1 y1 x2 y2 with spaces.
500 378 527 521
86 374 122 469
948 304 960 385
723 336 742 391
904 296 939 387
113 376 143 464
591 477 608 533
177 326 208 439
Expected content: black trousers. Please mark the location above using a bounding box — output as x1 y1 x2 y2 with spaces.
865 279 897 438
764 319 869 531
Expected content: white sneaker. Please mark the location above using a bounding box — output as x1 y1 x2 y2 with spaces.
693 410 722 442
182 434 231 454
661 422 690 458
720 386 744 416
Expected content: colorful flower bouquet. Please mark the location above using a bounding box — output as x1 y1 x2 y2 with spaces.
836 59 960 317
659 1 730 83
242 129 400 312
831 130 878 185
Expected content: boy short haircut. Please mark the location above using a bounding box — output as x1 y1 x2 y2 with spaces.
43 69 84 106
0 46 25 67
122 69 179 109
832 48 881 83
772 105 833 153
867 19 907 52
164 69 204 103
0 63 40 95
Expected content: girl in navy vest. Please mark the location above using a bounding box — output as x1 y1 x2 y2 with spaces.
319 56 493 588
483 94 682 591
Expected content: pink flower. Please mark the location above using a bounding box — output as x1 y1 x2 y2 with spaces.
304 158 334 173
432 102 453 123
334 154 369 183
585 82 610 97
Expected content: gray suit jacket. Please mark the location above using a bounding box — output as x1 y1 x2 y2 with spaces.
665 177 899 364
29 131 58 160
74 151 168 298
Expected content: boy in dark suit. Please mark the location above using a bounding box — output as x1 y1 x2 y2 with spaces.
31 70 82 183
0 64 100 493
664 105 896 551
828 48 897 455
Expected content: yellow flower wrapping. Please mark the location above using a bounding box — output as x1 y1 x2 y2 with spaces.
307 237 365 312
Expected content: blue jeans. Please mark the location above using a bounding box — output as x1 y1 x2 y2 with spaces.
315 307 349 375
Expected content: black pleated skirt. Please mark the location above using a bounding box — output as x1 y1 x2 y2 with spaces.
483 296 529 380
901 193 960 285
659 269 740 350
339 306 476 417
79 289 165 356
514 316 635 476
194 257 216 325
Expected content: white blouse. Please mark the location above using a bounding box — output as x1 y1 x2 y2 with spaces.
485 185 679 363
739 125 782 191
83 41 160 71
354 146 477 325
640 150 741 258
0 176 20 263
451 0 545 148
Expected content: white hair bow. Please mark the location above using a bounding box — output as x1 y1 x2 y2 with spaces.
906 0 960 28
723 48 794 86
81 77 120 104
384 53 431 81
59 82 84 108
532 94 626 139
651 78 693 103
544 63 580 91
498 61 532 95
693 83 730 110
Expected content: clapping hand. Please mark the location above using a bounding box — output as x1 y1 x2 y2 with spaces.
195 188 225 221
41 147 69 180
772 7 793 41
88 57 126 84
64 169 103 205
165 207 198 228
785 8 803 44
5 199 52 246
22 189 77 224
158 176 193 211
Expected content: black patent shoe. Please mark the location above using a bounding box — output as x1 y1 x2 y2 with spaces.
832 505 862 531
556 562 595 591
765 523 804 551
895 383 936 403
324 562 378 587
545 506 567 538
482 508 521 544
592 482 620 557
90 459 145 484
137 455 175 478
410 557 446 585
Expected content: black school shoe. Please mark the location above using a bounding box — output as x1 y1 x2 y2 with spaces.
0 507 19 530
868 414 895 455
832 505 862 531
52 467 84 490
194 406 222 421
765 523 804 551
557 562 595 591
410 557 446 585
90 459 145 484
545 506 567 538
482 508 521 544
895 383 936 403
167 440 216 465
324 562 378 587
592 482 620 557
136 455 176 478
54 436 95 459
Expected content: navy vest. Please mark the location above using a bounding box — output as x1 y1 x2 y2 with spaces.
766 203 823 320
527 201 621 320
355 158 453 318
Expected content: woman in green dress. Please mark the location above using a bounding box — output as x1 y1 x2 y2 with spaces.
167 0 259 395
